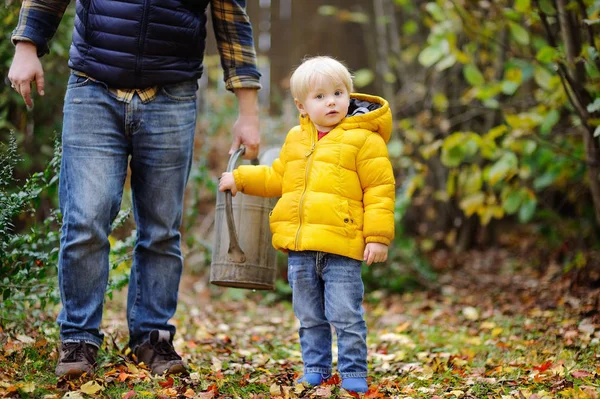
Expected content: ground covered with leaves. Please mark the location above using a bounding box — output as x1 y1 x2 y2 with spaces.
1 250 599 398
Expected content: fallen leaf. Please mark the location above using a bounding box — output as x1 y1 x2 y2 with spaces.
463 306 479 321
314 385 333 397
79 381 104 395
121 390 136 399
533 361 552 372
16 334 35 344
270 383 282 396
158 377 174 388
571 370 593 379
21 382 36 393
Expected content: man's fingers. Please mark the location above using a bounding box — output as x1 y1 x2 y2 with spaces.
229 136 242 155
242 144 259 160
20 83 33 109
36 72 45 96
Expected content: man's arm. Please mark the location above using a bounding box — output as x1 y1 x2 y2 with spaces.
11 0 71 57
9 0 70 107
210 0 262 160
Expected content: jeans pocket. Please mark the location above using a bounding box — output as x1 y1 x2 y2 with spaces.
161 80 198 101
66 73 92 89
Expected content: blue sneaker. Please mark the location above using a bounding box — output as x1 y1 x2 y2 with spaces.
341 378 368 393
297 373 328 386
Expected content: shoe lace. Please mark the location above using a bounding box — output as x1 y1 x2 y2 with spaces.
63 342 95 364
152 340 182 361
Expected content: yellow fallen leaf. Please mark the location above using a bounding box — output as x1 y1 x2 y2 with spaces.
270 383 282 396
127 363 143 374
463 306 479 321
62 393 85 399
162 388 178 396
211 356 222 371
80 381 104 395
480 321 496 330
16 334 35 344
21 382 36 393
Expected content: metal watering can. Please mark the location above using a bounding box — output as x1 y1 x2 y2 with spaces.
210 146 281 290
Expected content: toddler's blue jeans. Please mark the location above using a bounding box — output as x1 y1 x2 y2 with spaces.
56 72 198 350
288 251 368 379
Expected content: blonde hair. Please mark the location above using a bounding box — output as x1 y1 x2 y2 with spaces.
289 56 354 102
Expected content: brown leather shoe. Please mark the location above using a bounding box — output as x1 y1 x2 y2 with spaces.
134 330 187 376
55 341 98 379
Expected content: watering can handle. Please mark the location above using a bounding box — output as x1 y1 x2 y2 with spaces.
224 147 256 263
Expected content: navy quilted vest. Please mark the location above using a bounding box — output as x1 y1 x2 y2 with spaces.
69 0 211 88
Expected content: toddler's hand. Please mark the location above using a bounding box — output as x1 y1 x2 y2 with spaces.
218 172 238 196
363 243 388 266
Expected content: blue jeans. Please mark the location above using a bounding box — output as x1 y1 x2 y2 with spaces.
57 73 197 349
287 251 368 379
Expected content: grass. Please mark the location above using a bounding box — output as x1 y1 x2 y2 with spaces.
1 261 599 399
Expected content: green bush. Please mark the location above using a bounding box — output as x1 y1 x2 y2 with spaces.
0 133 61 324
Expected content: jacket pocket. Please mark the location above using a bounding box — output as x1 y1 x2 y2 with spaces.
342 200 357 238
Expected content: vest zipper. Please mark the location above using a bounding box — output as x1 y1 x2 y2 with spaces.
136 0 151 87
294 125 317 249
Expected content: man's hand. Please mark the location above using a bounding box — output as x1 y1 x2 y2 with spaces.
8 41 45 109
232 88 260 160
363 242 388 266
218 172 238 196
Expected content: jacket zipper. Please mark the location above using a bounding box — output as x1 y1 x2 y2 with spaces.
135 0 150 87
294 125 317 249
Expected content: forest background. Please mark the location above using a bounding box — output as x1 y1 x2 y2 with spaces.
0 0 599 398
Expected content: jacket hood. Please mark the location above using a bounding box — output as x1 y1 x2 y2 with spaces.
299 93 393 143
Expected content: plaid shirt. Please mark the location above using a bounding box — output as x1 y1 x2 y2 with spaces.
12 0 261 102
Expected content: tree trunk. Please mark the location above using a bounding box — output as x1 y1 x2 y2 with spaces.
554 0 600 225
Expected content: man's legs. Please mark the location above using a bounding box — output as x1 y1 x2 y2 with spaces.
56 74 129 377
126 80 198 375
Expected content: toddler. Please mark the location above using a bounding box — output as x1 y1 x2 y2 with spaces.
218 56 395 393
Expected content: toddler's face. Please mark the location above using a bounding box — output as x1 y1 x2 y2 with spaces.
296 78 350 132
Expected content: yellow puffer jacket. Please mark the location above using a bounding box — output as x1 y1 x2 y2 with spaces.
233 93 395 261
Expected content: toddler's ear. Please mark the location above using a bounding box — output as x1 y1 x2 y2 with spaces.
294 98 306 115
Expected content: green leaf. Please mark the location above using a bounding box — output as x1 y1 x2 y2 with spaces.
435 53 457 71
464 64 485 86
403 20 418 35
317 5 338 16
587 98 600 113
540 109 560 135
433 93 449 112
419 45 444 67
515 0 531 12
533 170 558 190
501 80 520 95
594 125 600 138
538 0 556 15
354 69 375 88
487 152 519 185
536 46 558 63
508 21 530 45
534 66 554 90
425 2 446 21
519 196 537 222
502 189 523 214
441 133 480 167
